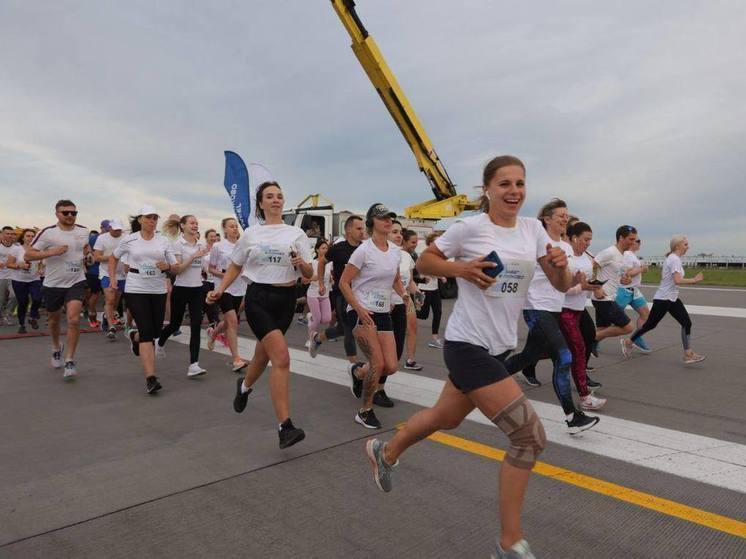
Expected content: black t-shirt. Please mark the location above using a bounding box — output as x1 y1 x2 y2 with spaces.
326 240 358 295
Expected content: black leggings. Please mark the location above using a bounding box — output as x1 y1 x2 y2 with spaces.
159 285 204 363
201 281 220 325
580 309 596 365
125 293 167 343
324 292 357 358
631 298 692 350
417 289 442 335
391 303 407 361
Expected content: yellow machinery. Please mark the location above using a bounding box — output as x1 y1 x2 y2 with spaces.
330 0 478 219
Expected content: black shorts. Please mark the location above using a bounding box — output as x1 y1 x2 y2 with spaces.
86 274 102 294
218 292 243 314
43 280 87 313
443 340 511 393
244 283 297 340
592 300 631 328
125 292 167 343
346 309 393 332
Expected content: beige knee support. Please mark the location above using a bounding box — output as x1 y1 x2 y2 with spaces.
491 394 546 470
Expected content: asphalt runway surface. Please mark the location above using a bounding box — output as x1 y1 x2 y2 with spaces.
1 284 744 558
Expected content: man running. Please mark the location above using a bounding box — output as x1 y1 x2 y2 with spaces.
0 226 18 325
93 219 126 339
26 200 91 379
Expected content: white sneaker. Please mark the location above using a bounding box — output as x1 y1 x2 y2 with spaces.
492 538 536 559
63 361 78 380
51 345 64 369
187 362 207 377
427 339 444 349
580 393 607 410
684 353 706 364
620 338 631 359
155 344 166 359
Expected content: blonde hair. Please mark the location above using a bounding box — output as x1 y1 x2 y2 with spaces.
667 234 687 256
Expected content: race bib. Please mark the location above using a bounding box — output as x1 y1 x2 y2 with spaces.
485 259 534 299
140 263 158 277
65 260 82 274
365 288 391 311
191 257 203 268
259 244 289 266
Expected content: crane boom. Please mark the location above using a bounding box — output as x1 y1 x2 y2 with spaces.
330 0 477 219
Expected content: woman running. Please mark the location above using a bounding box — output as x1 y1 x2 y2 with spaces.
622 235 705 363
207 217 249 371
561 222 606 410
7 228 43 333
307 238 333 357
416 232 444 349
389 225 422 375
208 181 313 449
339 203 408 429
156 215 211 377
401 229 422 368
365 156 571 559
616 238 651 352
110 206 177 394
200 228 221 328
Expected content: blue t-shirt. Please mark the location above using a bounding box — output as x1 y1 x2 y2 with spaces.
87 232 99 275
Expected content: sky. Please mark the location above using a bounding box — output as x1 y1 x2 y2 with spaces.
1 0 745 256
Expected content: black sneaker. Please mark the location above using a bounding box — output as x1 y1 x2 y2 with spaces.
521 373 542 387
106 327 117 341
404 360 423 371
29 317 39 330
18 325 27 334
129 330 140 357
566 410 600 435
349 362 363 399
146 376 162 394
355 408 382 429
233 377 252 413
373 389 394 408
278 419 306 449
586 375 603 390
591 340 599 358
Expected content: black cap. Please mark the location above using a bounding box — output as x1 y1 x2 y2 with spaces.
366 203 397 222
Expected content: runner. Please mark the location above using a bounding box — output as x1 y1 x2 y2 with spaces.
389 222 422 375
7 228 43 333
616 238 652 353
622 235 706 364
307 238 333 357
562 221 607 409
200 228 221 328
110 206 177 394
157 215 211 377
207 217 249 371
208 181 313 449
339 202 408 429
93 219 126 340
417 232 444 349
84 229 102 328
0 226 18 326
26 200 91 380
365 155 569 559
310 215 365 370
591 225 637 347
401 229 423 370
504 198 600 431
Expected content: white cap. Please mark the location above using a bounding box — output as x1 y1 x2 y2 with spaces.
137 205 158 217
109 218 124 230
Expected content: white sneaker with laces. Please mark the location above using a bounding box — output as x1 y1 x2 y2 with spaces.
427 339 444 349
620 338 631 359
51 345 64 369
492 538 536 559
155 344 166 359
684 353 706 364
580 393 607 410
63 361 78 380
187 362 207 377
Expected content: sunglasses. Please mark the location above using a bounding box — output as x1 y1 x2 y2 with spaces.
143 214 159 220
59 210 78 217
635 239 642 244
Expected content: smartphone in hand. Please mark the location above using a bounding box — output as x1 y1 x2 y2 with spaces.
482 251 504 278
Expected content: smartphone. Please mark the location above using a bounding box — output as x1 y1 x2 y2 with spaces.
587 279 607 286
482 251 504 278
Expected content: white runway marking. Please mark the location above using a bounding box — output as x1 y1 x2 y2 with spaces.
586 300 746 319
641 284 746 293
175 332 746 494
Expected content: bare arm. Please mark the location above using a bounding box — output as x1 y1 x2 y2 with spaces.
108 255 119 281
416 244 497 290
26 245 66 261
6 254 29 270
538 244 572 293
317 257 327 296
674 271 703 285
207 262 243 302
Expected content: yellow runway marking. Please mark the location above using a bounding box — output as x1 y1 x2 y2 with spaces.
424 430 746 539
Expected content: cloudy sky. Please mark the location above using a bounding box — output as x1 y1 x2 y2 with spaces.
2 1 745 255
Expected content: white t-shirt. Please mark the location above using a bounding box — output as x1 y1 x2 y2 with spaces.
391 250 415 305
93 232 126 280
230 224 312 285
32 224 89 288
654 253 685 301
525 239 573 312
564 252 594 311
307 258 332 299
420 274 439 292
172 236 206 288
203 246 217 283
113 232 177 294
210 239 248 297
591 245 625 301
0 242 17 280
9 244 41 282
435 214 551 356
347 239 401 313
622 251 643 288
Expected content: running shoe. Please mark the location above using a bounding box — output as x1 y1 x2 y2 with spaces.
620 338 631 359
566 410 600 435
18 325 27 334
233 377 252 413
373 389 394 408
28 317 39 330
349 362 363 398
355 408 382 429
427 339 444 349
580 393 607 411
155 343 166 359
63 361 77 381
106 327 117 341
51 345 64 369
89 319 99 329
146 376 162 394
585 365 595 373
492 538 536 559
520 373 541 388
206 327 216 351
632 337 652 354
278 420 305 449
173 329 182 337
296 315 308 326
684 353 706 364
187 362 207 378
404 360 423 371
217 333 228 348
129 330 140 357
591 340 600 357
586 376 602 390
231 360 248 372
365 438 394 493
101 315 109 332
308 332 322 358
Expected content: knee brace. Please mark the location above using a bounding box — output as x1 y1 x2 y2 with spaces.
491 395 546 470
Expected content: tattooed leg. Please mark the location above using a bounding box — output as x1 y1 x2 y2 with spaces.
353 324 382 410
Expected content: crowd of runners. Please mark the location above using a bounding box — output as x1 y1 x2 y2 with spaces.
0 157 708 558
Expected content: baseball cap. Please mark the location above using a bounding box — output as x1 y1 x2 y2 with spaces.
109 219 124 230
100 219 111 230
366 203 397 222
137 205 159 217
